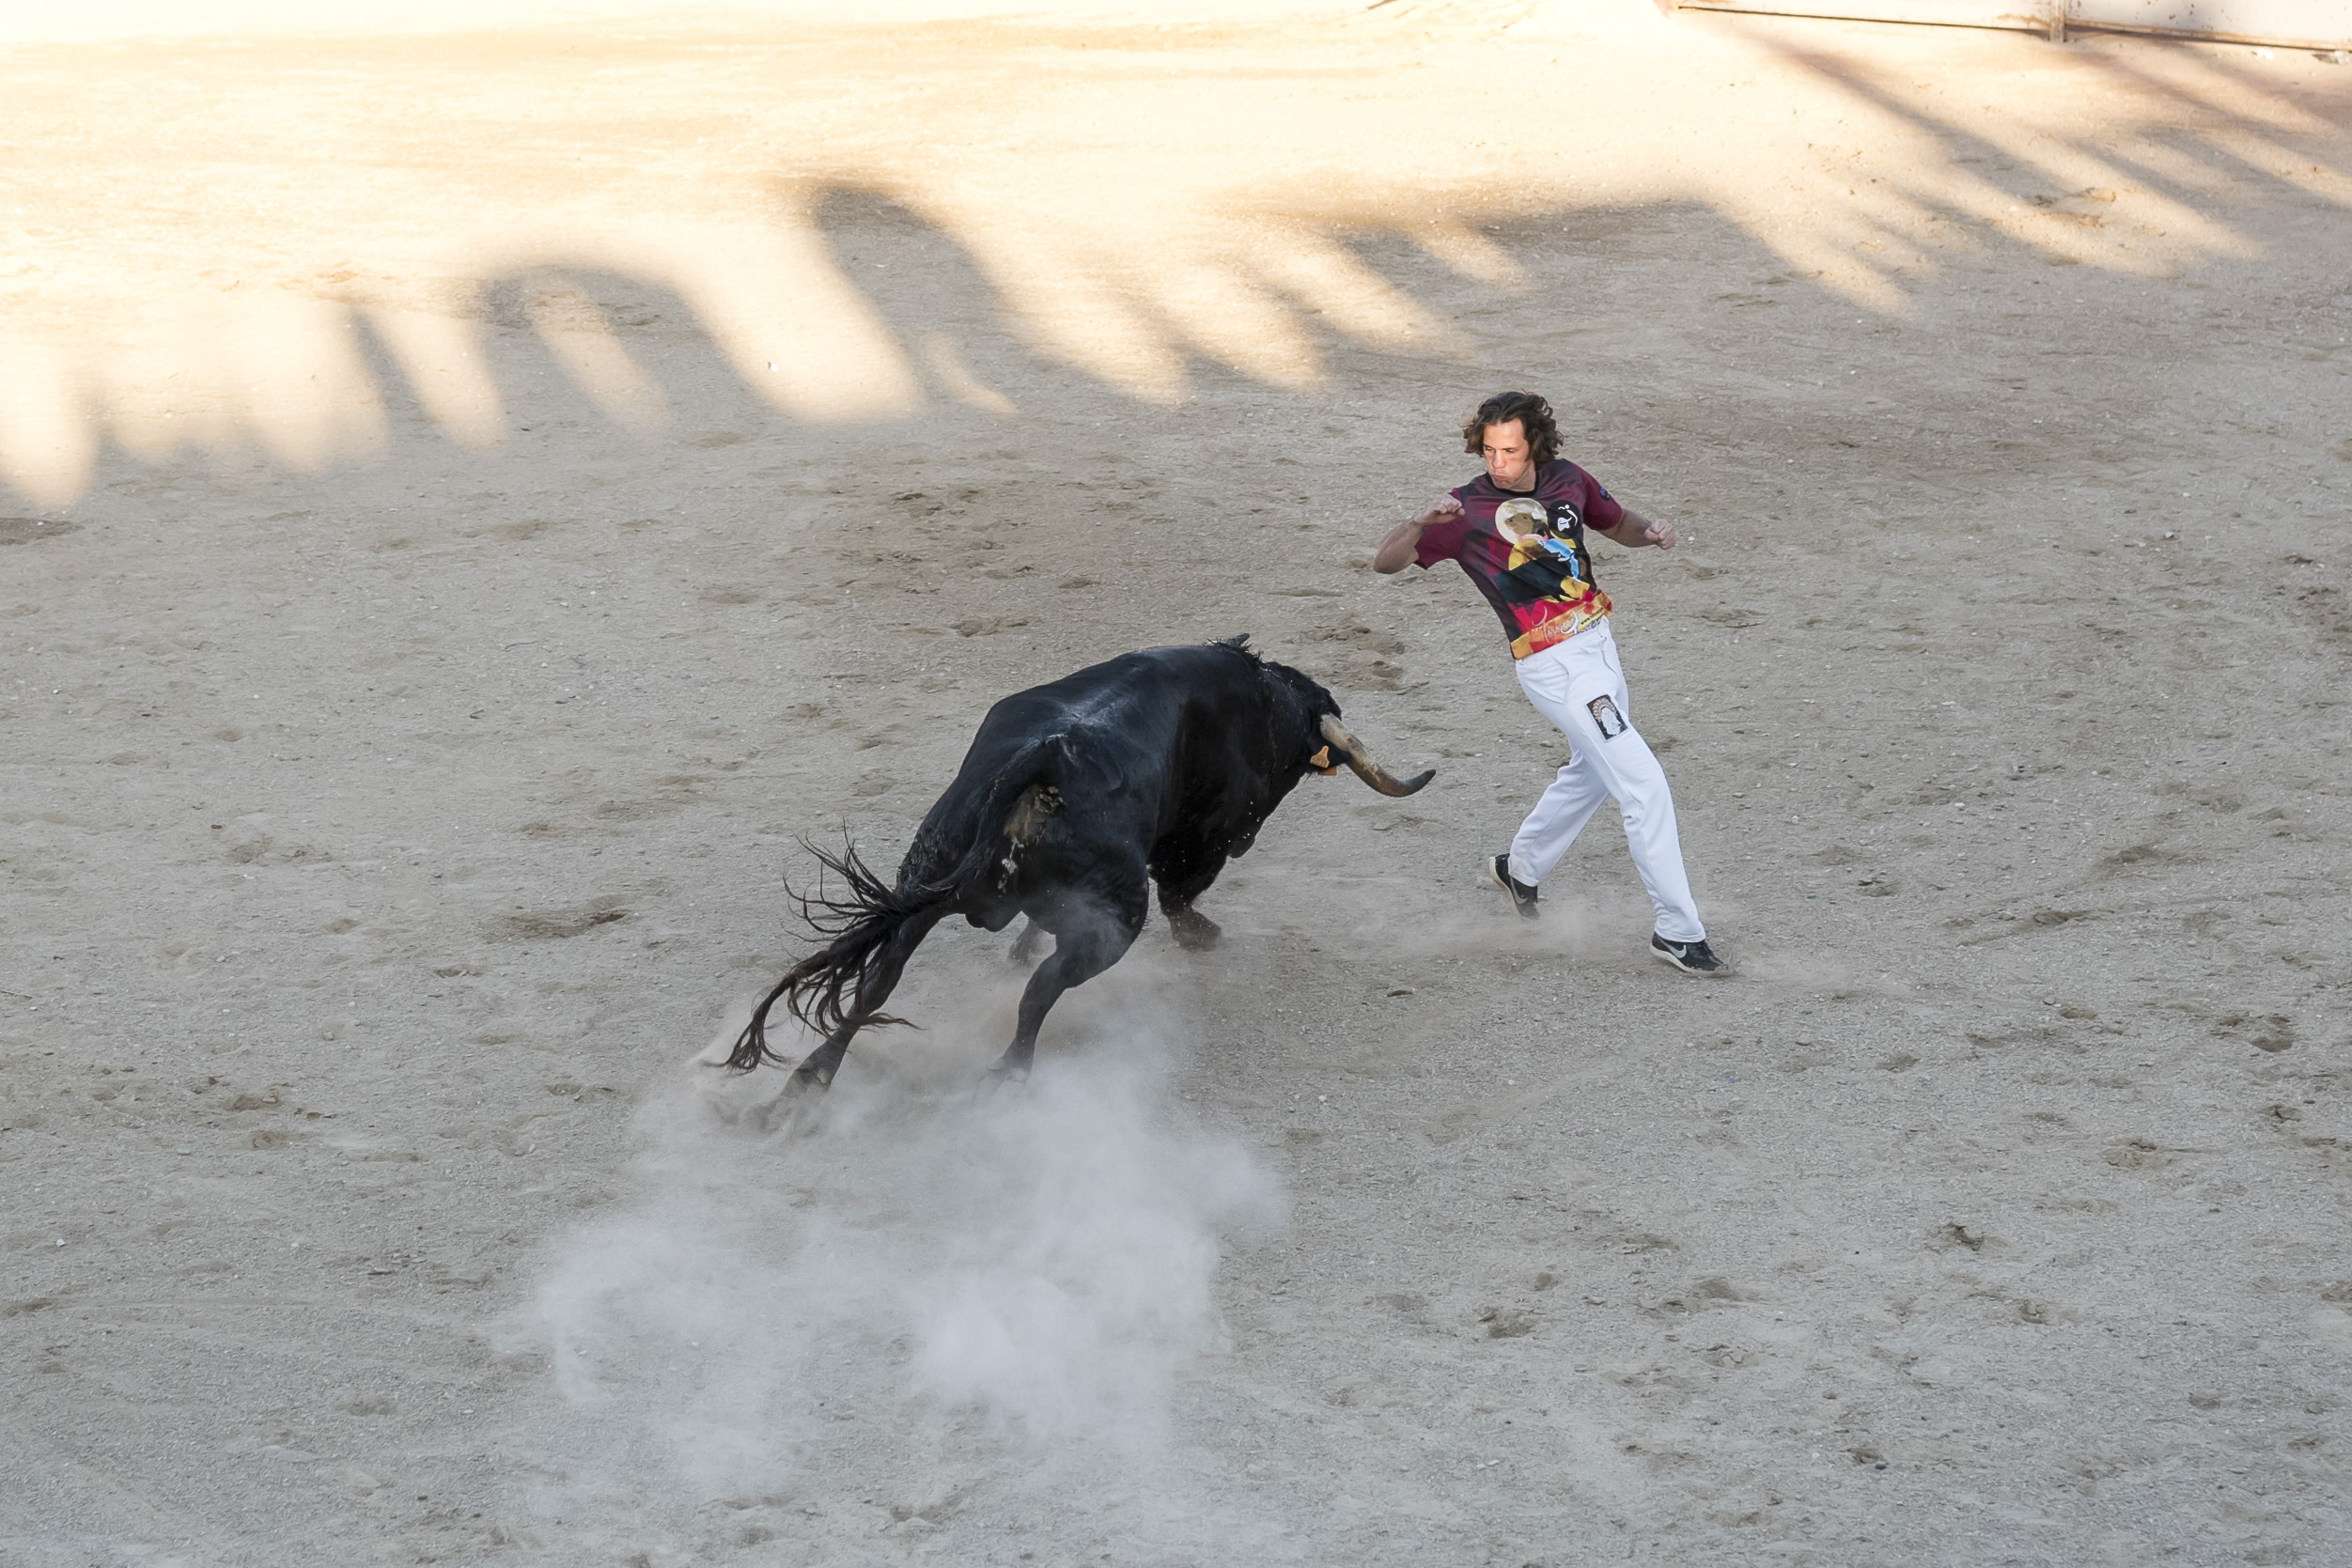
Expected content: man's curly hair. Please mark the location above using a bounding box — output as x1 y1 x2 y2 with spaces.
1461 392 1560 465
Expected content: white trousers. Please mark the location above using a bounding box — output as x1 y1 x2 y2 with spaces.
1508 619 1706 942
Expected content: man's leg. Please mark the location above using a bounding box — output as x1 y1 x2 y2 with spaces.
1508 640 1610 885
1515 624 1705 942
1510 759 1609 886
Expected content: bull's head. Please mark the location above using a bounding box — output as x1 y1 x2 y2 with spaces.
1250 644 1436 799
1312 714 1435 798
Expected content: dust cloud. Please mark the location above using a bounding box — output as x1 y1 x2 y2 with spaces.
506 988 1282 1538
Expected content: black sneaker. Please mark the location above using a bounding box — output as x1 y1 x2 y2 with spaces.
1651 934 1730 975
1488 853 1539 919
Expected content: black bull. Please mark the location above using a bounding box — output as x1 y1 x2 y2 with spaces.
725 637 1434 1089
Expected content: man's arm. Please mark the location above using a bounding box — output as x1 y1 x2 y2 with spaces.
1591 505 1676 550
1374 495 1462 574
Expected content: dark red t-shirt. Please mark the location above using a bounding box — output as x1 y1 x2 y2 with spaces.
1413 459 1623 659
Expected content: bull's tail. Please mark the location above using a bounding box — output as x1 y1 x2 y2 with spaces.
725 736 1063 1072
724 842 937 1071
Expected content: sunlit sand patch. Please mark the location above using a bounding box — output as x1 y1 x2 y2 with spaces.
918 332 1019 416
518 273 671 433
365 303 508 449
0 341 98 506
0 6 2343 505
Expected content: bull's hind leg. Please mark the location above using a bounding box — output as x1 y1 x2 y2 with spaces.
788 907 944 1092
990 908 1142 1081
788 1029 856 1095
1007 918 1051 966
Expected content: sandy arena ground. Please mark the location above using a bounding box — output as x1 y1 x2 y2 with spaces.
4 3 2350 1563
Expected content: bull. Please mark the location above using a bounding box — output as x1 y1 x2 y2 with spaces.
724 636 1434 1090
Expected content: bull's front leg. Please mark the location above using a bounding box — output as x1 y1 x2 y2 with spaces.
1160 897 1222 952
1153 854 1230 952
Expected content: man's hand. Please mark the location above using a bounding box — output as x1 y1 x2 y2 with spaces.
1373 494 1460 574
1601 506 1675 550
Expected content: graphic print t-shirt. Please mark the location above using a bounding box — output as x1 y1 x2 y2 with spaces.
1413 459 1623 659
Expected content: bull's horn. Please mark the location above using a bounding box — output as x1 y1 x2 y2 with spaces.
1319 715 1436 798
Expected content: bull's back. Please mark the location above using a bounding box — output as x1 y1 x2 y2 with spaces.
903 646 1262 882
979 646 1249 762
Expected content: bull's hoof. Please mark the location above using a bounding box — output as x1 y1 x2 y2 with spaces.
1167 908 1223 952
749 1090 824 1136
785 1063 833 1096
984 1058 1032 1087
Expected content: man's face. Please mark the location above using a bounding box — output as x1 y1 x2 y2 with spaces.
1481 420 1535 489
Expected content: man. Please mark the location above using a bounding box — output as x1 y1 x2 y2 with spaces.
1373 391 1727 975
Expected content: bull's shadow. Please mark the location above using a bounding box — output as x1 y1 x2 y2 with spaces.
724 636 1432 1094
